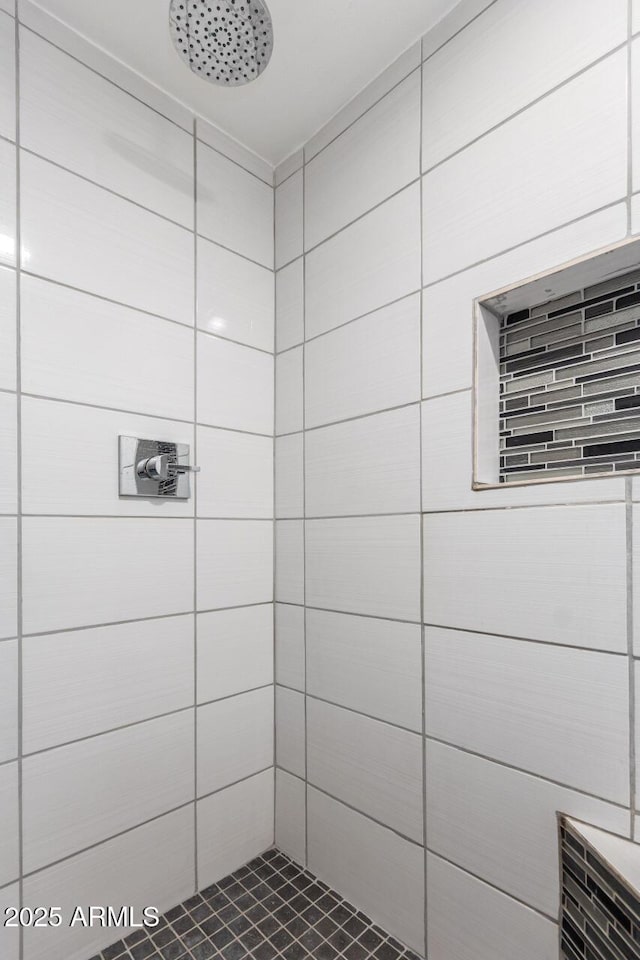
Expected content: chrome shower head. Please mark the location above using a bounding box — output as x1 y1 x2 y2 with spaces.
169 0 274 87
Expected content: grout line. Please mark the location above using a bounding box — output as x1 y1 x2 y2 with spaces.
302 140 309 869
421 0 499 66
629 0 634 239
418 46 428 960
272 155 277 845
192 115 199 895
14 8 24 959
275 684 421 737
194 133 273 188
627 476 636 835
302 781 424 850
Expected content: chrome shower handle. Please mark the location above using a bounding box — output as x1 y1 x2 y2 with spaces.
137 455 200 482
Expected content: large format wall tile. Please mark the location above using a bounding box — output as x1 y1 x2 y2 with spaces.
275 769 306 865
21 152 193 324
275 603 305 691
20 28 194 227
0 883 18 960
426 741 629 918
275 433 304 518
0 641 17 761
0 760 18 886
422 204 627 398
426 854 558 960
276 347 303 435
421 392 624 511
423 505 627 650
306 609 422 731
422 0 627 171
423 53 628 283
22 711 194 872
305 405 420 516
633 505 640 655
21 275 194 421
197 687 273 796
305 71 420 249
197 427 273 519
0 391 16 513
305 184 421 339
0 519 16 641
22 517 193 634
197 605 273 704
196 142 273 268
0 138 16 268
306 516 421 621
305 293 420 428
275 170 303 268
426 628 629 804
22 615 194 753
197 519 273 610
23 806 195 960
275 520 304 604
307 699 423 842
308 788 424 953
197 769 274 887
197 334 274 435
0 12 15 142
197 237 274 352
0 265 16 390
22 397 195 517
276 685 305 778
276 258 304 352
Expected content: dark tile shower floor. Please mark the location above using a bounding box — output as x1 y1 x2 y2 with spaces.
91 849 420 960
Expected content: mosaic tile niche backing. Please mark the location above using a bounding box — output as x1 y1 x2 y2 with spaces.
560 819 640 960
499 267 640 482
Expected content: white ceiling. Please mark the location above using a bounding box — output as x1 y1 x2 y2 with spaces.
29 0 459 166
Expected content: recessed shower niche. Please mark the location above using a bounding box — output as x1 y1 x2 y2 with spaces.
473 236 640 488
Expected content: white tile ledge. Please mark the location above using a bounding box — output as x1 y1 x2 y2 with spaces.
568 819 640 894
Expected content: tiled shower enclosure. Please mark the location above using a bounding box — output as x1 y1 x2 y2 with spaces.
2 0 640 959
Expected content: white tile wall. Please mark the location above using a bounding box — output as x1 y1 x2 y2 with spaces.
634 505 640 655
196 427 273 518
422 53 628 283
196 142 273 267
275 603 305 691
22 711 194 872
197 520 273 610
634 0 640 34
0 265 16 390
20 275 194 421
422 391 625 510
426 740 630 917
306 516 421 621
426 854 558 960
307 699 423 842
275 520 304 604
632 39 640 194
0 138 16 268
422 204 627 398
307 788 424 953
426 628 630 804
196 119 273 185
0 761 19 886
276 258 304 352
197 769 274 888
21 152 194 323
20 28 194 227
22 517 193 634
0 883 19 960
0 12 15 141
306 609 422 731
0 641 17 761
22 397 195 517
275 169 303 268
305 71 420 249
0 391 16 513
23 615 194 753
23 807 195 960
197 605 273 704
275 149 303 186
422 0 627 171
276 346 304 435
305 184 421 339
305 293 421 428
197 237 274 351
0 520 17 641
197 687 273 795
275 433 304 518
423 506 627 650
305 405 421 516
197 333 274 435
276 685 305 778
275 769 306 864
